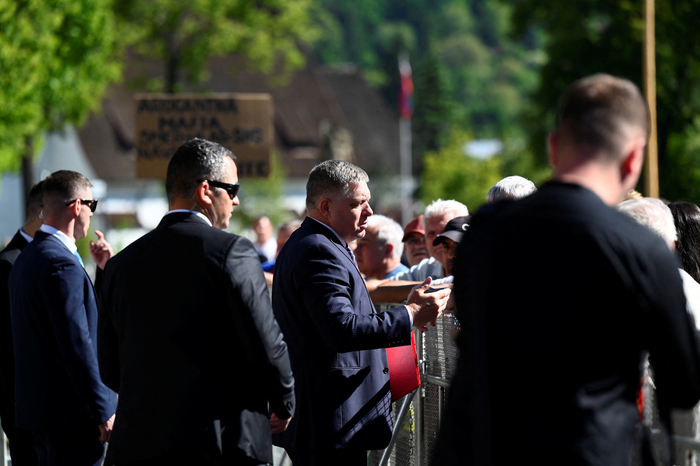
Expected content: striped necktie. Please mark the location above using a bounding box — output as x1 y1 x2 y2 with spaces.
345 244 357 265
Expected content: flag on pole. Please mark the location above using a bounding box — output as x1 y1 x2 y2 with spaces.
398 52 413 120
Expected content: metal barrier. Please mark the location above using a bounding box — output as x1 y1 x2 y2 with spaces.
373 316 700 466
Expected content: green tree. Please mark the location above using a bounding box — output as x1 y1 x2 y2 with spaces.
231 151 292 229
0 0 122 191
115 0 320 93
508 0 700 202
413 46 453 160
421 128 502 211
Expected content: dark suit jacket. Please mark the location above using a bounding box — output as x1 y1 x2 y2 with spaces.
8 230 117 431
98 212 295 465
0 231 28 425
432 181 700 466
271 217 412 451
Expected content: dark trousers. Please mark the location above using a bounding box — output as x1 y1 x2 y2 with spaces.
285 447 366 466
1 420 38 466
32 426 105 466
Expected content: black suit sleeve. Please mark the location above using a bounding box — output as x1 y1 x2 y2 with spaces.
226 237 295 419
98 259 121 392
293 243 411 353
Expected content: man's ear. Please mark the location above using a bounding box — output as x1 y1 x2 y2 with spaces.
620 137 646 187
384 243 395 260
69 199 81 218
318 198 332 220
548 133 559 168
196 181 214 206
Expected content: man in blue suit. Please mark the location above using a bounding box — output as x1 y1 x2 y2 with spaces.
271 160 450 465
9 170 117 466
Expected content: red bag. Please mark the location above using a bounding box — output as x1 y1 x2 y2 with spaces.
386 332 421 401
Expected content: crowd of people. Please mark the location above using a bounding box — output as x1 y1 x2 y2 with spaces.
2 72 700 466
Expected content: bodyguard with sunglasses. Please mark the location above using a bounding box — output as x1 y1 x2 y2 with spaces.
98 138 294 466
9 170 117 466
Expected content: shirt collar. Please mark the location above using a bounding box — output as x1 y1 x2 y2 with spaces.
39 224 77 253
164 209 213 227
18 228 33 244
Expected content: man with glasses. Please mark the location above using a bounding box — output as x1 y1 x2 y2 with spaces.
9 170 117 466
98 138 294 466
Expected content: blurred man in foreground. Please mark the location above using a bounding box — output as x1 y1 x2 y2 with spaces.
433 74 700 466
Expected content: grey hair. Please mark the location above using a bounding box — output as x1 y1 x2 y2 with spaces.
423 199 469 227
306 160 369 210
616 198 677 246
368 214 404 260
166 138 235 203
486 176 537 203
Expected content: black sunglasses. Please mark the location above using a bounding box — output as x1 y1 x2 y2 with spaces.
65 198 98 213
197 179 240 199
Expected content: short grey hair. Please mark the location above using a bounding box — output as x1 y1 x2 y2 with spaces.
368 214 404 260
486 176 537 203
423 199 469 227
306 160 369 210
166 138 235 203
616 198 677 246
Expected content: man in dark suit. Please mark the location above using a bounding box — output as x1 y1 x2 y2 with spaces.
1 181 43 466
432 74 700 465
98 138 295 466
271 160 450 465
9 171 117 466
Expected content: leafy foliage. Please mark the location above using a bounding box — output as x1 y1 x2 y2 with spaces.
508 0 700 202
0 0 122 172
421 128 503 212
115 0 321 92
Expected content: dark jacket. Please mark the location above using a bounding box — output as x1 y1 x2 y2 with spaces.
9 230 117 430
432 181 700 466
271 217 412 451
98 212 294 465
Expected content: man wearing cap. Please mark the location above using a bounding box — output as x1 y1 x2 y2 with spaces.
393 199 468 282
432 216 470 278
402 215 429 267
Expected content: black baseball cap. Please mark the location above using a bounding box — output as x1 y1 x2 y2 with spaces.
433 215 470 246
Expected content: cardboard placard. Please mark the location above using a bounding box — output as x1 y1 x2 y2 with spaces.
134 93 273 179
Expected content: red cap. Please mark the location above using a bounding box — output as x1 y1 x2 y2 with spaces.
402 215 425 242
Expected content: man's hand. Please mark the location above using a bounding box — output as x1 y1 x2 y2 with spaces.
98 414 115 442
270 413 292 434
89 230 114 270
406 277 451 330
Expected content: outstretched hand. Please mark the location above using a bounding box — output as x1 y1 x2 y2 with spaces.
406 277 451 331
89 230 114 270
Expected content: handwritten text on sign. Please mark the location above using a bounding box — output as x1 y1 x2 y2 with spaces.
135 94 273 179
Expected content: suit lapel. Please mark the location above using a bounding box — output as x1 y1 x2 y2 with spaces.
301 217 373 301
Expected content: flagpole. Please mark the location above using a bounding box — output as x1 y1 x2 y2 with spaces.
643 0 659 197
399 51 413 226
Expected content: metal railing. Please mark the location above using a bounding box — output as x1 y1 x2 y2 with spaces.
372 317 700 466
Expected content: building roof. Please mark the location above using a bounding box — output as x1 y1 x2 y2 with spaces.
78 54 400 181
